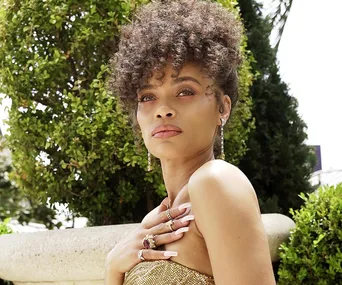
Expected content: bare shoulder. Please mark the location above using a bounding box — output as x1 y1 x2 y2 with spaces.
187 160 275 284
190 159 248 183
188 159 260 214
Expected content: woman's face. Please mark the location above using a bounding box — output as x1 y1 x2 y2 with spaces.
136 61 230 160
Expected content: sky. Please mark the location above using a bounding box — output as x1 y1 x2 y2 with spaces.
1 0 342 171
260 0 342 171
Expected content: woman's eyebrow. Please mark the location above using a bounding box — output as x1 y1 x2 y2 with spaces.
138 76 202 93
172 76 202 86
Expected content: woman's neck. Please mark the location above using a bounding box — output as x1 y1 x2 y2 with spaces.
160 150 215 206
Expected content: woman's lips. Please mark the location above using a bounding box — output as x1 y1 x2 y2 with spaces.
151 124 183 138
152 130 182 138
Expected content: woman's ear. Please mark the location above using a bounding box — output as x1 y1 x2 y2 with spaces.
218 94 231 125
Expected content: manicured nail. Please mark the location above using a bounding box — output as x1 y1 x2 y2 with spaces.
178 202 191 211
181 215 195 223
175 227 189 235
164 251 178 257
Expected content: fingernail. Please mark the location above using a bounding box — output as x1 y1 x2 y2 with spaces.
164 251 178 257
181 215 195 223
175 227 189 235
178 202 191 211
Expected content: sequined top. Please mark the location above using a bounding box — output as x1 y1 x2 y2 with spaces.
124 260 215 285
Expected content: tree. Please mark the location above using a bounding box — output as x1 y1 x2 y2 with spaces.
237 0 316 214
0 137 59 229
269 0 294 52
0 0 253 225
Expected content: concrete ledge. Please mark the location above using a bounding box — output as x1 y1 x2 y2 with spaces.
0 214 295 284
261 214 295 261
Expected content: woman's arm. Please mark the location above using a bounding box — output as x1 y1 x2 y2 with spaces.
104 268 125 285
188 160 276 285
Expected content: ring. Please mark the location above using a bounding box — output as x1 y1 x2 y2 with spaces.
166 220 175 232
138 249 145 261
166 208 173 220
142 234 157 249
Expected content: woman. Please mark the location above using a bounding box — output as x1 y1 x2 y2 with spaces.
105 0 276 284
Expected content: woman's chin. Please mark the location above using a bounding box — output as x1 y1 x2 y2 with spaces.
152 150 187 161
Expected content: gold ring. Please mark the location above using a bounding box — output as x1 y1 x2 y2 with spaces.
166 220 175 232
138 249 145 261
166 208 173 220
142 234 157 249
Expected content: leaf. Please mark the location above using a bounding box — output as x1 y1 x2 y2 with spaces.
313 233 326 247
90 5 96 15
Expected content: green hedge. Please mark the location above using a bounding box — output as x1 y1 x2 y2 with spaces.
0 218 12 235
278 183 342 284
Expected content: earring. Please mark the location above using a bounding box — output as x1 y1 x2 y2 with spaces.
147 151 152 172
220 118 225 160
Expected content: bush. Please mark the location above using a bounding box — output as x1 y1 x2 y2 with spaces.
0 218 13 235
278 183 342 284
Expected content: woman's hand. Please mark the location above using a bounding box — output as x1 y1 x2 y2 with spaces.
105 200 193 276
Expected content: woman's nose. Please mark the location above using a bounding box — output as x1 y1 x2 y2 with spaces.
155 105 176 119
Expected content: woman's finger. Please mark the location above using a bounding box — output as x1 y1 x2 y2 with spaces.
158 197 170 213
149 215 195 235
137 249 178 262
154 228 189 247
143 202 191 229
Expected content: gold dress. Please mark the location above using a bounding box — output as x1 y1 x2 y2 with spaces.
124 260 215 285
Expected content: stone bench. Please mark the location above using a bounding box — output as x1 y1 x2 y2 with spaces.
0 214 295 285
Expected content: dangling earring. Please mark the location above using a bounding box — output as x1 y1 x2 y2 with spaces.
220 118 225 160
147 151 152 172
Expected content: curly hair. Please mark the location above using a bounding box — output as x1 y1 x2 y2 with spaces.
109 0 242 133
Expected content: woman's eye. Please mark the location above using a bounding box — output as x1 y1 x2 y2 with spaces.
177 88 195 97
138 94 155 102
138 88 195 102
